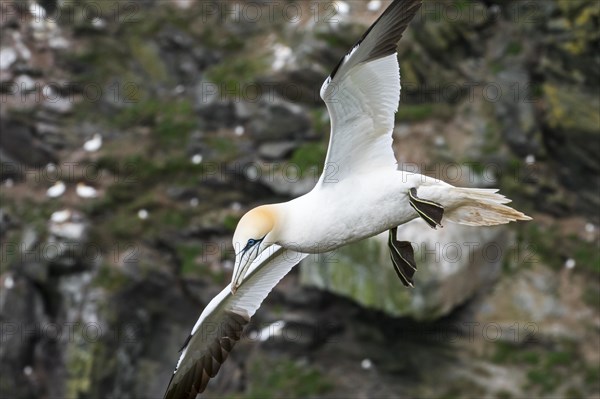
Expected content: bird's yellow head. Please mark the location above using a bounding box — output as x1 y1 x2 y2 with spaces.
230 205 278 294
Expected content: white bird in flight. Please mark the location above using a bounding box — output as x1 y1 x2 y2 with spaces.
164 1 531 397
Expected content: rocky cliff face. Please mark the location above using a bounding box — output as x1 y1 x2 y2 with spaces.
301 222 508 320
1 1 598 398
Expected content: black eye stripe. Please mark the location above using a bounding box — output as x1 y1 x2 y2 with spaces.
243 239 258 252
239 237 265 255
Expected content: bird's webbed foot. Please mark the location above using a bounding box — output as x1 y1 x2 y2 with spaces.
388 227 417 287
408 187 444 229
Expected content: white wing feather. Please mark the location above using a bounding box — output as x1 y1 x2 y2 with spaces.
319 54 401 184
164 246 308 399
317 0 422 185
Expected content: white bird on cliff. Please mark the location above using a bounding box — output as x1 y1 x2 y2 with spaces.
83 133 102 152
46 181 66 198
76 182 97 198
164 1 531 397
50 209 72 223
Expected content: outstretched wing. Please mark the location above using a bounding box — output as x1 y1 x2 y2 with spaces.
318 0 422 185
164 246 308 399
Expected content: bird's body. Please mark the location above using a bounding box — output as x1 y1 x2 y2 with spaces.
276 170 443 252
164 1 531 397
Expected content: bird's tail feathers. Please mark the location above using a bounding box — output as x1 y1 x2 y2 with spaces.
444 187 531 226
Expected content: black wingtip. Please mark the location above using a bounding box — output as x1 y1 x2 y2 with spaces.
329 0 423 80
164 311 250 399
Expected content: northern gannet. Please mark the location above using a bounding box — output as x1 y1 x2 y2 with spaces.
83 133 102 152
164 1 530 397
76 182 98 198
368 0 383 12
191 154 203 165
46 181 66 198
50 208 72 223
137 209 149 220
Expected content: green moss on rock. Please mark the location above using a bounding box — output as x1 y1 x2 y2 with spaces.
543 83 600 135
239 356 332 398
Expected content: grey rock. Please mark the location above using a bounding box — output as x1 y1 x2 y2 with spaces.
258 67 325 105
258 141 297 160
541 83 600 215
0 208 15 237
0 47 17 70
14 74 36 92
42 95 73 114
35 121 61 136
234 100 259 120
247 97 311 143
14 227 48 283
165 186 197 201
48 211 88 241
0 273 49 399
257 317 332 352
301 220 507 320
253 161 318 197
493 67 538 156
157 26 194 50
0 119 58 175
191 47 222 71
195 79 238 130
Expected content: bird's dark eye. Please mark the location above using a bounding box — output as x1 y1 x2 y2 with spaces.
247 239 256 246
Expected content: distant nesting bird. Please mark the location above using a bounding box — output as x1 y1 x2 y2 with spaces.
190 154 203 165
368 0 383 12
137 209 149 220
164 1 531 397
334 0 350 15
83 133 102 152
76 182 97 198
50 208 72 223
46 181 66 198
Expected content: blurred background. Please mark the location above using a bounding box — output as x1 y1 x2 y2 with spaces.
0 0 598 398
